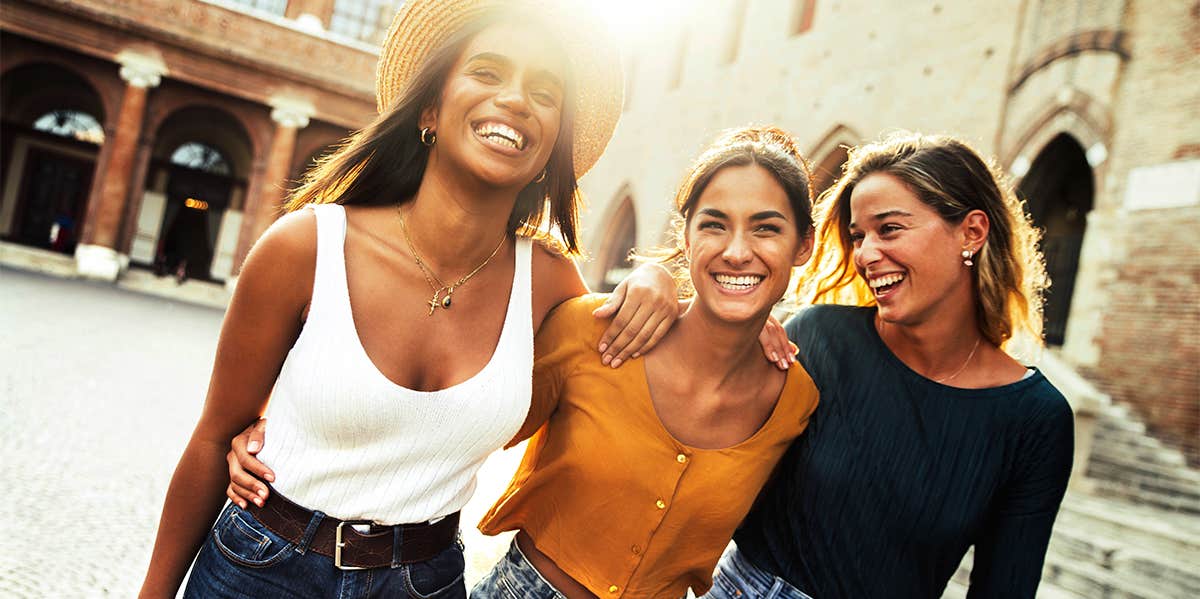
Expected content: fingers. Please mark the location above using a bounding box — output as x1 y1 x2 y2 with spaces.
593 282 628 352
758 316 795 371
227 449 270 507
602 303 653 368
246 418 267 454
591 281 625 323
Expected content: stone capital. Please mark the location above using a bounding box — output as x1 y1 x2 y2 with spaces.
116 50 167 89
269 96 316 129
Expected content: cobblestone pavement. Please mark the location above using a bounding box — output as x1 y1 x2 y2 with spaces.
0 267 518 597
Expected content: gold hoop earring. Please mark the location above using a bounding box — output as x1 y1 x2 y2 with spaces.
534 169 547 183
419 127 437 147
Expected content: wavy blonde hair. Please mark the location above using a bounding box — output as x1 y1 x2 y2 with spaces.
802 131 1047 350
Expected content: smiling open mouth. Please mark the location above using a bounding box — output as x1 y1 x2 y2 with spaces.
474 122 526 151
714 273 764 291
868 273 905 296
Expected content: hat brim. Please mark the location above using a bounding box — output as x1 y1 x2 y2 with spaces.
376 0 623 178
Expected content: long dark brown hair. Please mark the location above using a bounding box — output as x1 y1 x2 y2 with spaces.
285 9 583 253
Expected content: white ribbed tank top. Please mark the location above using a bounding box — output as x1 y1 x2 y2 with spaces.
257 203 533 524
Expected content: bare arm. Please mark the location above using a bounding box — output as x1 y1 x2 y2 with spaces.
138 211 316 598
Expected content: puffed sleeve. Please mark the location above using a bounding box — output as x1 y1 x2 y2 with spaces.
967 393 1075 598
504 295 603 448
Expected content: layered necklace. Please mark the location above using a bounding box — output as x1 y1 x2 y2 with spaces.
397 204 507 316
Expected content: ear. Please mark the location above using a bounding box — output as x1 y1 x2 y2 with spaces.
960 209 990 252
793 230 816 267
418 103 439 131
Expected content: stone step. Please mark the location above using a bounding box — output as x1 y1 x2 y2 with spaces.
1088 447 1200 485
1090 430 1189 467
1041 554 1159 599
1088 478 1200 516
1085 462 1200 504
1046 526 1200 597
1056 492 1200 556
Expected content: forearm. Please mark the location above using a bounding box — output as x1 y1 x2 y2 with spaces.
139 437 237 598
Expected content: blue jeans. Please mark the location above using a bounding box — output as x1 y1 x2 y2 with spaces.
184 502 466 599
702 545 814 599
470 538 565 598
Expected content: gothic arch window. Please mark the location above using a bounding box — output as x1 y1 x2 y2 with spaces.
32 109 105 145
169 142 232 176
597 196 637 292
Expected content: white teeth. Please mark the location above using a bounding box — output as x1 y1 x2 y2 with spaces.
475 122 525 150
714 274 764 289
869 273 905 289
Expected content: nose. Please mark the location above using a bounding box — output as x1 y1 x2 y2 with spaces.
494 81 531 118
854 234 882 268
721 231 754 266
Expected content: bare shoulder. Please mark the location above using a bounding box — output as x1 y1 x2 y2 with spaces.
236 208 317 313
530 237 587 330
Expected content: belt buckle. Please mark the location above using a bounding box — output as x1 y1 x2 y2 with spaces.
334 520 374 570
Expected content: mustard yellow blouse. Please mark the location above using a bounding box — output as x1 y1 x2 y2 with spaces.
480 295 819 598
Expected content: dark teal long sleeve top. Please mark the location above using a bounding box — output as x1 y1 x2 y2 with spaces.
734 305 1074 598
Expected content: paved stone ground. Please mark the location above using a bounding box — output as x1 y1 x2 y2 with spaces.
0 266 517 597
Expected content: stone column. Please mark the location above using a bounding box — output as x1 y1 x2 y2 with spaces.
232 97 313 277
76 51 165 281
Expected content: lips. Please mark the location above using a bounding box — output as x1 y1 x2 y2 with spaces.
473 120 527 151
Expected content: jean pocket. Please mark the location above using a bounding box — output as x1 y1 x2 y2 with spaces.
211 504 296 568
403 541 466 599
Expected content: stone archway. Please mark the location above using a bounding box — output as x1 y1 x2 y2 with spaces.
807 124 860 199
594 191 638 292
133 105 254 282
0 63 107 255
1017 133 1095 346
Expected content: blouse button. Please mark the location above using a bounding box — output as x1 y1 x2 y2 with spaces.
608 585 619 593
631 544 641 555
676 453 687 464
656 499 667 509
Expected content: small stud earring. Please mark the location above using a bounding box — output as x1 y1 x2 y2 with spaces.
962 249 974 267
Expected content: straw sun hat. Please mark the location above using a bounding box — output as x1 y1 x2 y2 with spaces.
375 0 624 178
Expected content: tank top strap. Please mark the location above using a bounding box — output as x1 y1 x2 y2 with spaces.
502 237 534 346
305 203 351 327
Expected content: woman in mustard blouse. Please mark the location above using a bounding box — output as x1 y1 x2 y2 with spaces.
472 126 820 598
225 126 818 598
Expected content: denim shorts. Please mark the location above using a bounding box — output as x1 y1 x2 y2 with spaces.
184 502 467 599
702 545 814 599
470 538 566 599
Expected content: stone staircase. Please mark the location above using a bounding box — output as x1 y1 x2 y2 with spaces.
943 356 1200 599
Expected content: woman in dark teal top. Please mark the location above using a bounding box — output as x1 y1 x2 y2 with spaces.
707 132 1074 599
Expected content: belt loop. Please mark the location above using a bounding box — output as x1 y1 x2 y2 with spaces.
390 525 406 569
296 509 325 554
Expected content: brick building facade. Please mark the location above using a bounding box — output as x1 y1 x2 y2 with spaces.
0 0 396 284
578 0 1200 463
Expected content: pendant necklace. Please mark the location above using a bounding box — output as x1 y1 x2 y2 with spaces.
397 204 507 315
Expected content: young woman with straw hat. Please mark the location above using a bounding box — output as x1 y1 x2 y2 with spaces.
138 1 683 597
708 133 1075 599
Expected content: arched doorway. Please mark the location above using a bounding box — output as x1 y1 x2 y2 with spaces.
596 195 637 292
0 64 106 255
134 106 252 282
811 145 849 200
1017 133 1094 346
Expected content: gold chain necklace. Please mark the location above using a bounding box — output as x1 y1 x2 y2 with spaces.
934 337 981 384
397 204 507 316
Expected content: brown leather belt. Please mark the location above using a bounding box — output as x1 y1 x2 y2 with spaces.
244 491 459 570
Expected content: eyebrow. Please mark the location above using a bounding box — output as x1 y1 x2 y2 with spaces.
696 208 789 220
848 209 914 229
466 52 565 90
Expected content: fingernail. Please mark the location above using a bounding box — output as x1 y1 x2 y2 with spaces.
257 488 268 498
631 352 640 359
238 500 246 509
770 352 779 362
247 440 261 452
602 354 612 365
265 472 275 482
254 497 263 507
598 342 608 353
611 358 623 368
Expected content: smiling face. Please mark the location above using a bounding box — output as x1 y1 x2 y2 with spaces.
848 172 978 328
421 21 567 190
685 164 813 325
